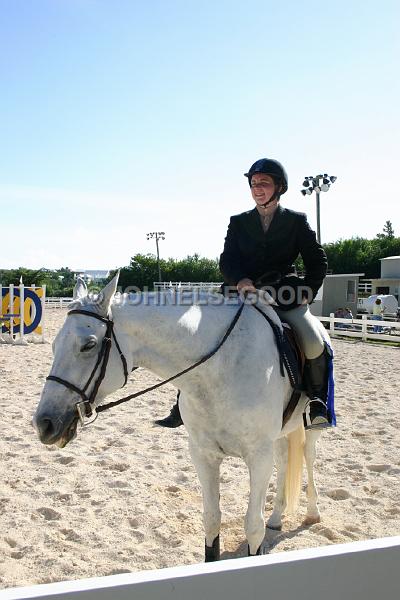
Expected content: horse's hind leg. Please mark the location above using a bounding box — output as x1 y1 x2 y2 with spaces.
245 442 274 555
189 441 222 562
303 429 322 526
267 437 288 531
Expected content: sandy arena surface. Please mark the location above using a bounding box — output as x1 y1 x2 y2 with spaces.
0 307 399 588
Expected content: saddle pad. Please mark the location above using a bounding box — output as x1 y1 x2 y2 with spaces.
281 322 305 385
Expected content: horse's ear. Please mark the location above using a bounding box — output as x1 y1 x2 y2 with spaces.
73 277 88 300
97 271 120 315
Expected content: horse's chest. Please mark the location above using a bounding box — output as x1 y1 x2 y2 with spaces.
186 411 269 459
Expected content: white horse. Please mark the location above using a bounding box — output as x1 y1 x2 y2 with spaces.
33 274 324 560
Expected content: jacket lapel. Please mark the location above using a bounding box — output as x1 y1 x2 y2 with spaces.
242 208 265 240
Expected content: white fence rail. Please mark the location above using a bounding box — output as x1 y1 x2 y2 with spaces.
154 281 222 291
44 297 73 309
319 313 400 342
1 537 399 600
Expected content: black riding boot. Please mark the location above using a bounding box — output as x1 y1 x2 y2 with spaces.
154 392 183 428
303 346 332 430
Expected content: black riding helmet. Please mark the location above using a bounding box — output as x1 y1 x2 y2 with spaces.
244 158 288 195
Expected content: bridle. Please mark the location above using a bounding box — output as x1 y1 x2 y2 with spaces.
47 309 129 425
46 302 245 426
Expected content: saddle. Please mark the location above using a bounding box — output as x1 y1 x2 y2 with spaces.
281 322 305 382
252 305 305 428
280 322 306 426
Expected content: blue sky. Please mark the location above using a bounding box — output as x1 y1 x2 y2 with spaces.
1 0 399 270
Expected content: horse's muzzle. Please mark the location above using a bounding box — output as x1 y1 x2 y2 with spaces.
33 409 78 447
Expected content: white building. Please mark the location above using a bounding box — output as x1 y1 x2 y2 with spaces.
370 256 400 300
309 273 364 317
75 270 110 283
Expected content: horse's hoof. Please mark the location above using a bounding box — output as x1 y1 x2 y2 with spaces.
205 535 220 562
302 515 321 526
248 543 268 556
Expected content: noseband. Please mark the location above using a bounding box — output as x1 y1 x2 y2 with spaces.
46 309 128 424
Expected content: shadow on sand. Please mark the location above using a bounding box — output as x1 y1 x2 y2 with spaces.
220 522 313 560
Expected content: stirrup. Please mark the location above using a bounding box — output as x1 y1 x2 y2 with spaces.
303 399 331 431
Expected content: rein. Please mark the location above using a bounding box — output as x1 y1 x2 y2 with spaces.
47 302 245 425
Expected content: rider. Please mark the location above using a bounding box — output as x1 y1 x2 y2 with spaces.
156 158 332 430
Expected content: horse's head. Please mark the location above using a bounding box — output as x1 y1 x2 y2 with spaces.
33 273 122 447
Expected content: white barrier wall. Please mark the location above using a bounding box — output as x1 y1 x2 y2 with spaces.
1 537 399 600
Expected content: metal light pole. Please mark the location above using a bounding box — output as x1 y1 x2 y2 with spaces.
301 174 337 243
146 231 165 282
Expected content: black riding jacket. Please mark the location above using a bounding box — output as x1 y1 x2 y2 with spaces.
219 205 327 306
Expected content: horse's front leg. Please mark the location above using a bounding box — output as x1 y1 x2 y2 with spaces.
245 441 274 556
189 440 222 562
303 429 322 525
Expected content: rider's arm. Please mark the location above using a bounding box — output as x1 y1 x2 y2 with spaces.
219 217 249 287
297 214 328 301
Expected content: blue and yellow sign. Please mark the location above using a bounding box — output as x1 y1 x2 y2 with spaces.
1 287 44 335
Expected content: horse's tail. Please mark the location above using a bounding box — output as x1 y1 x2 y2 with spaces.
284 423 305 514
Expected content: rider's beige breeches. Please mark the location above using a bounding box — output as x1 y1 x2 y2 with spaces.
275 304 326 360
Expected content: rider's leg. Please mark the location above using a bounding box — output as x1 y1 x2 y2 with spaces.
275 304 331 430
154 389 183 428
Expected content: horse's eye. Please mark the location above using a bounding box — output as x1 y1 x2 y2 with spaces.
81 339 97 352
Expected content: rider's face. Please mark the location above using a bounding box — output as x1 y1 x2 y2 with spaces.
250 173 279 213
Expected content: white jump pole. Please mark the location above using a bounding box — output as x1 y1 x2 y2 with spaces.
19 282 25 341
41 285 46 342
9 284 14 338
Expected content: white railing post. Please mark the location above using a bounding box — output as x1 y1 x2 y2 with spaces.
329 312 335 335
362 314 367 341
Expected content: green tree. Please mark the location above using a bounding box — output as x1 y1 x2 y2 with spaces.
112 254 222 291
0 267 80 296
323 236 400 277
376 220 395 239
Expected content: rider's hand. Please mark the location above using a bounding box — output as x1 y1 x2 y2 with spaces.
237 278 257 294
